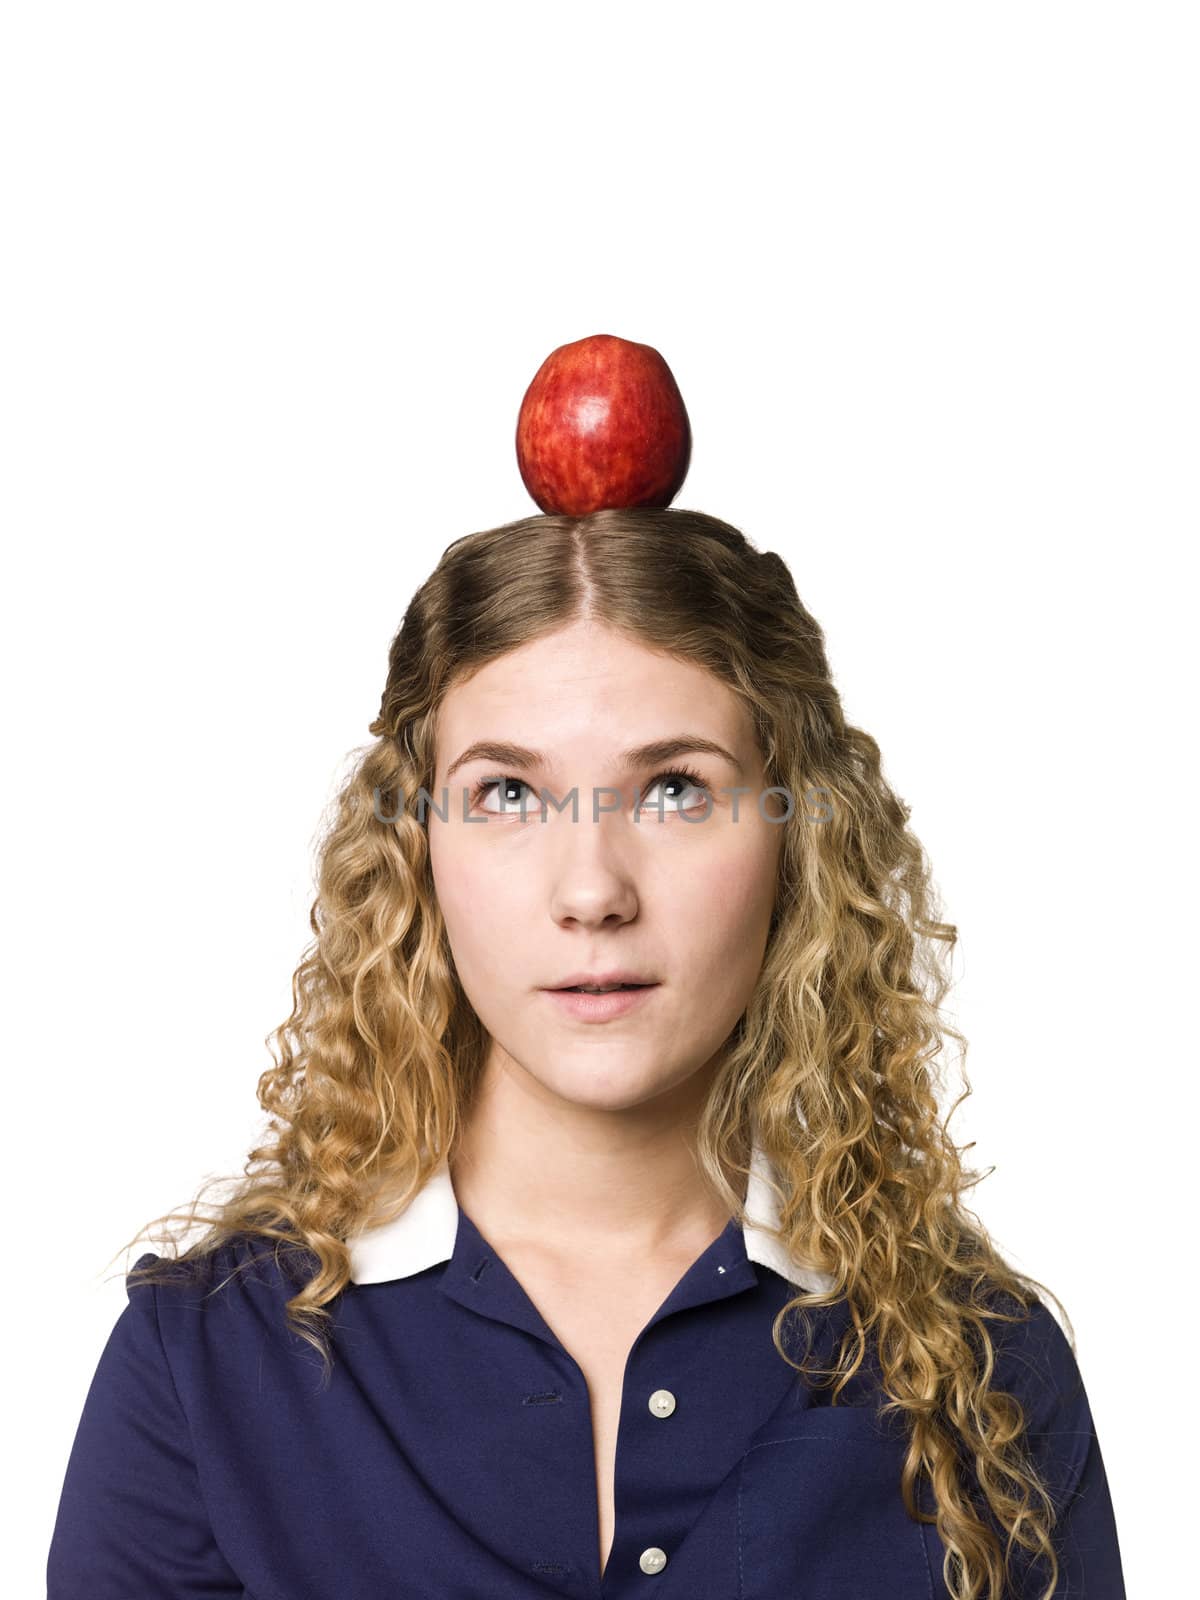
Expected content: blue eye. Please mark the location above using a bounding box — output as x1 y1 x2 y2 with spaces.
470 767 713 817
474 776 534 814
638 767 712 814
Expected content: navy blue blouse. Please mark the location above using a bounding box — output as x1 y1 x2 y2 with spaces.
48 1154 1126 1598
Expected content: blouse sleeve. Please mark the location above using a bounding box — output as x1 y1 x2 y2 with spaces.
991 1297 1127 1598
46 1252 247 1599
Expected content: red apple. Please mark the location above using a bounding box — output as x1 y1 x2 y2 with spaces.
515 333 691 515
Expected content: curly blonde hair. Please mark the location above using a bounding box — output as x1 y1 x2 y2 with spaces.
117 506 1074 1600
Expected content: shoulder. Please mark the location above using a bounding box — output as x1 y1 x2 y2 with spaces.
125 1233 321 1336
979 1291 1104 1510
983 1293 1086 1423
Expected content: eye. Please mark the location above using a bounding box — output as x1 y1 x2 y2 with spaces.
474 776 543 816
469 767 714 818
638 766 713 816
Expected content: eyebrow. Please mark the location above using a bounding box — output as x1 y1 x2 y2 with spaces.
444 735 746 782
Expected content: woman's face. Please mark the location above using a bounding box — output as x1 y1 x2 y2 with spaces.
426 620 786 1115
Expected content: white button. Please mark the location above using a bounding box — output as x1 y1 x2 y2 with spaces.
648 1388 676 1417
639 1547 668 1574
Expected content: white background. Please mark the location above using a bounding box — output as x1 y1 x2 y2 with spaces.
5 3 1195 1594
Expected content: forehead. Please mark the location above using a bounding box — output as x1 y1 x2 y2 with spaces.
435 624 753 756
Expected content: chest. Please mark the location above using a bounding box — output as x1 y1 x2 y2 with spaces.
168 1267 949 1600
501 1253 695 1580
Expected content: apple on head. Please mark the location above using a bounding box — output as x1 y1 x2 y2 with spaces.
515 333 691 515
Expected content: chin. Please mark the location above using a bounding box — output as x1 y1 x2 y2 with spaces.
528 1057 672 1105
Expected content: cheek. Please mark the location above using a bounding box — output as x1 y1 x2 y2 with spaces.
672 829 782 958
427 833 528 973
706 821 781 912
426 824 463 923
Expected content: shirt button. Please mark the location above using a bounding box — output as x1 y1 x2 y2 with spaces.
647 1388 676 1417
639 1547 668 1574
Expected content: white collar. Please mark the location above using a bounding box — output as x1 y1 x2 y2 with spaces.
348 1138 834 1296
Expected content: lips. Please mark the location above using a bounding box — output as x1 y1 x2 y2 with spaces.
560 982 651 993
547 971 657 991
543 983 660 1022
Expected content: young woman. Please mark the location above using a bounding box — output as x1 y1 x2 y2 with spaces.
48 507 1126 1599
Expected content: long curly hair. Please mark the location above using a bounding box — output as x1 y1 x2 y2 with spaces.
117 506 1073 1600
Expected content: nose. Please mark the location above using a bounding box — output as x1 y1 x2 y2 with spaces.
546 806 640 929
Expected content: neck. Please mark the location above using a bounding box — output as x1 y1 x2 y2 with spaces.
446 1045 748 1266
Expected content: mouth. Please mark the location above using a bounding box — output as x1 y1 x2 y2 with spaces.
555 982 654 993
541 982 660 1022
545 971 659 993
